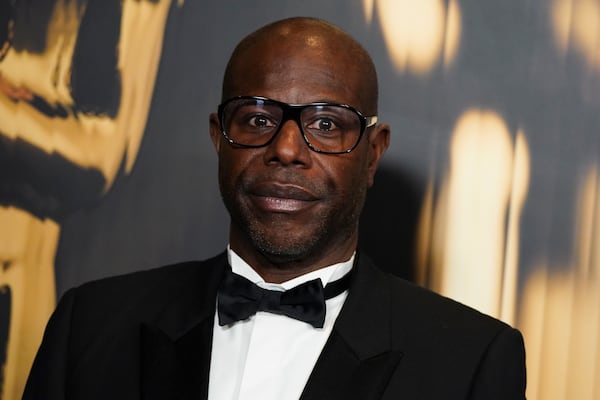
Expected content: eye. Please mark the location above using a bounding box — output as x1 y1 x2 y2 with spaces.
307 117 338 132
248 114 274 128
242 113 277 131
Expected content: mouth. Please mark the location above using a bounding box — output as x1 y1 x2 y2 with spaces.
248 182 320 213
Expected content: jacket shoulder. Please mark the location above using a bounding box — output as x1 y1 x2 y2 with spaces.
54 252 227 346
387 272 509 331
372 266 526 398
68 252 227 306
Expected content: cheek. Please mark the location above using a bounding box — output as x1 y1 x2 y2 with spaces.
341 150 371 184
324 158 370 200
218 149 246 190
218 148 268 200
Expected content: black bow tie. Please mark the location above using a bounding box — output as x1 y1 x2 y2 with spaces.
217 268 352 328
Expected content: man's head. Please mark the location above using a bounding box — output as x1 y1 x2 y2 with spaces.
209 17 390 280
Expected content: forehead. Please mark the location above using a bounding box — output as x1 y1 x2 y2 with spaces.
226 33 368 110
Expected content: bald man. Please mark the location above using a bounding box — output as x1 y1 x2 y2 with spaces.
24 17 526 400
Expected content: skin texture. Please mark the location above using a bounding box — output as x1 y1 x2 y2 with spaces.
209 18 390 283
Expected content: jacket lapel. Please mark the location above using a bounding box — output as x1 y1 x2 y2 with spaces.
139 253 228 400
301 254 404 400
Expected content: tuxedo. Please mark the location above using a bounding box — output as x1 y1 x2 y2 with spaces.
23 252 526 399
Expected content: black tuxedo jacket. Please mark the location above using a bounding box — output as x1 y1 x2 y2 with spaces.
24 252 526 399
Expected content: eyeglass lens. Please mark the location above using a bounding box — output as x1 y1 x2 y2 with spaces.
221 98 363 153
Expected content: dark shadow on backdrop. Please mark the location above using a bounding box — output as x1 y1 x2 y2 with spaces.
359 164 422 281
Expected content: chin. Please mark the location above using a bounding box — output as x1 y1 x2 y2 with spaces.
252 234 318 262
244 222 320 261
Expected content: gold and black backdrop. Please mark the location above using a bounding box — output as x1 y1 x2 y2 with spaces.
1 1 599 399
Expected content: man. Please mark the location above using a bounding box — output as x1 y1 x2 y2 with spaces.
23 17 526 399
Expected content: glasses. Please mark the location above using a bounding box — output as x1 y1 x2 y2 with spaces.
217 96 378 154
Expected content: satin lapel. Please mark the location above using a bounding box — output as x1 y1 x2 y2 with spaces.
301 254 403 400
140 253 228 400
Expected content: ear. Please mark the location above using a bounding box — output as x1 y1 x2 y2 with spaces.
209 112 222 152
366 123 390 187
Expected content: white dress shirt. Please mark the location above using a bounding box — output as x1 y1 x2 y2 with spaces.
207 247 353 400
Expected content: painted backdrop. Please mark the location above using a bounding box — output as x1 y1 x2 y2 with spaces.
1 1 599 399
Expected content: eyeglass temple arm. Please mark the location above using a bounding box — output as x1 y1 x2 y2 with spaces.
366 116 378 127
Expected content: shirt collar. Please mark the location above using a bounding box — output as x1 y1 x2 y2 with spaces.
227 246 354 292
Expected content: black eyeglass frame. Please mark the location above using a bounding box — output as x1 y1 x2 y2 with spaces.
217 96 378 154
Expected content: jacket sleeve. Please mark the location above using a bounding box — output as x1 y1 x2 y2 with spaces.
22 288 77 400
468 326 527 400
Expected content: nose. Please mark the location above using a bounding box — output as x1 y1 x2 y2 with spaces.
263 119 311 167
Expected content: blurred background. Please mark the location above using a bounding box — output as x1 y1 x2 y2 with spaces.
1 0 598 398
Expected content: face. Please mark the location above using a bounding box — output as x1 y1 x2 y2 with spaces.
210 29 389 269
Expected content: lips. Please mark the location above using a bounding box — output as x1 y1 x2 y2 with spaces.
247 181 320 213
